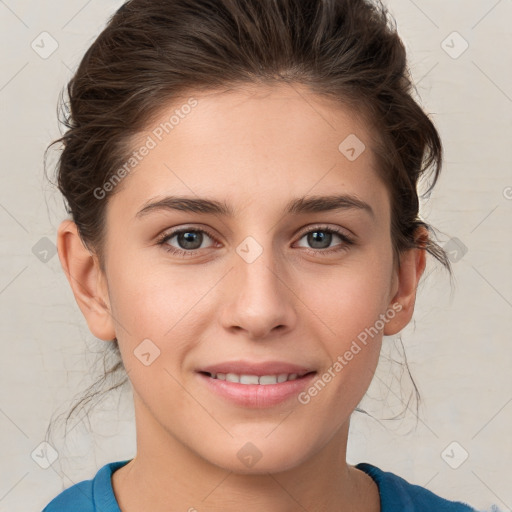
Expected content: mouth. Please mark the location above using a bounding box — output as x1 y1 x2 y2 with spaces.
199 371 315 385
196 362 317 408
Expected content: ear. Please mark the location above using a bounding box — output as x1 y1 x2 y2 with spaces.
56 219 116 341
383 226 428 336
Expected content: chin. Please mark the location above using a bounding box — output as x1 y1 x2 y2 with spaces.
197 433 314 475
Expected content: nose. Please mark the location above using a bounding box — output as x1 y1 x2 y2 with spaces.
219 246 297 340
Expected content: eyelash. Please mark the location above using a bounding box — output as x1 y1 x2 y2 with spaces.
156 225 355 258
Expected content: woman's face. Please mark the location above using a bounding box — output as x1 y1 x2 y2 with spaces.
65 83 421 474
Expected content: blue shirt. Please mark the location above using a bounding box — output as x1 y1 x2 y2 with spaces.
42 459 492 511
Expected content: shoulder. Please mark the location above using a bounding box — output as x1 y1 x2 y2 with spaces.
355 462 491 512
42 478 94 512
41 460 131 512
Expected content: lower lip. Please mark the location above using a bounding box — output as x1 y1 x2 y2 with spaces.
197 372 316 408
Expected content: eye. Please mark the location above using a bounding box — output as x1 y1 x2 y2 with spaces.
295 226 354 255
156 227 218 257
156 225 355 258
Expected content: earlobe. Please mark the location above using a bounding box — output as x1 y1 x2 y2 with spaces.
383 227 428 336
56 220 116 341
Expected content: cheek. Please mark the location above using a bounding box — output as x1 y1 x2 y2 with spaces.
107 256 198 335
297 272 386 428
106 258 218 380
302 255 392 347
296 251 391 407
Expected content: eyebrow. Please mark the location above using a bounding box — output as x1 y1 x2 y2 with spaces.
135 193 375 220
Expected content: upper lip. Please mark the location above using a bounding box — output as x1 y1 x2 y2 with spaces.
198 360 315 376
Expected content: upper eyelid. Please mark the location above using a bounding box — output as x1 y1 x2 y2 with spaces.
296 224 353 238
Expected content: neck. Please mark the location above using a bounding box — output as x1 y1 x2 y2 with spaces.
112 394 380 512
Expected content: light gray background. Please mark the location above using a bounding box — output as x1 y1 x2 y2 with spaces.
0 1 511 510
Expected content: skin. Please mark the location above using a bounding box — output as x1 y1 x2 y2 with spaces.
57 83 426 512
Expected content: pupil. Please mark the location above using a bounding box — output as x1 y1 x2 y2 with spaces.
309 231 331 249
179 231 202 249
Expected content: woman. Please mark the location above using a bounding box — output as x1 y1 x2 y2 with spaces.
42 0 496 510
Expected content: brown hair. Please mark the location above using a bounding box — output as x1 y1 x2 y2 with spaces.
45 0 451 440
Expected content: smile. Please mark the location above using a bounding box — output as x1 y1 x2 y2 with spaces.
204 372 307 385
197 369 317 408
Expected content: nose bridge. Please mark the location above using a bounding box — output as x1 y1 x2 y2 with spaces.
220 232 295 338
239 243 279 293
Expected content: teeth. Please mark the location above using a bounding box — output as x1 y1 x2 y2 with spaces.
239 374 260 385
208 372 304 385
259 375 278 385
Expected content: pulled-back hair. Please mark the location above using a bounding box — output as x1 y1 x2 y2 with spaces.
45 0 451 440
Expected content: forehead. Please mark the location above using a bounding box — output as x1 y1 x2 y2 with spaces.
107 83 390 223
